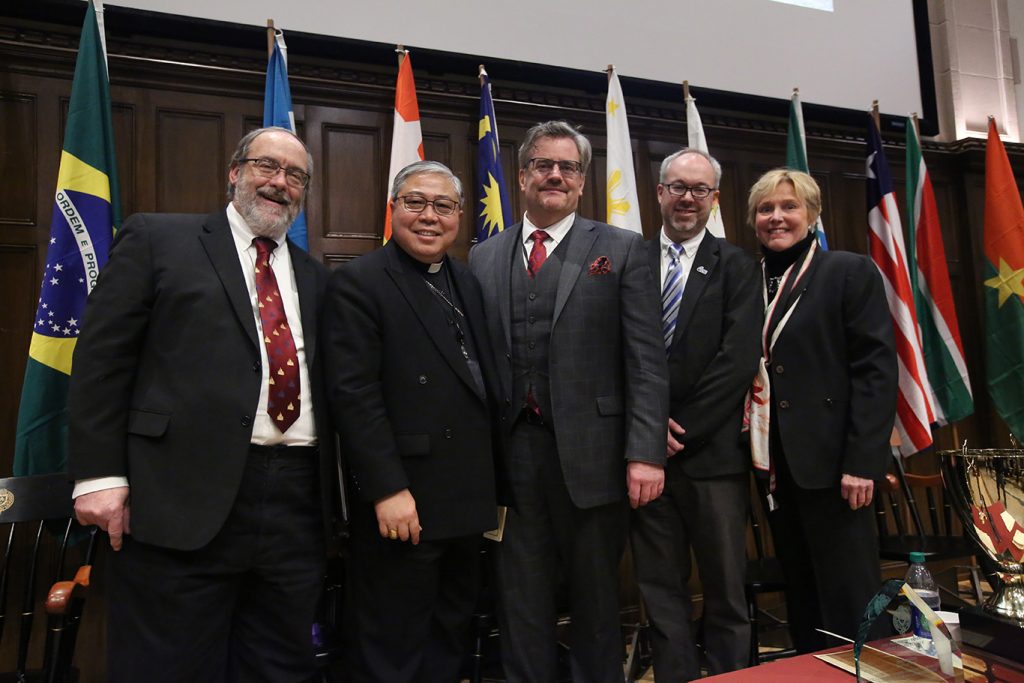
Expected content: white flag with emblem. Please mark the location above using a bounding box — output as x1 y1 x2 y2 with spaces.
605 67 642 233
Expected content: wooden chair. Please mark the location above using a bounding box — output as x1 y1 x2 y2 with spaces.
745 482 796 667
0 473 97 682
874 458 985 606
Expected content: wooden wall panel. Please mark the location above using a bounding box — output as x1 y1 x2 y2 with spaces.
155 110 224 213
321 123 382 254
0 245 38 477
0 93 37 226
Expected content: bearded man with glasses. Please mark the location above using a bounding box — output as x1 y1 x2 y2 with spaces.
69 127 339 682
470 120 668 683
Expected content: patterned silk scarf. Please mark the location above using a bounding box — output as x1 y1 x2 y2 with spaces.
746 238 818 483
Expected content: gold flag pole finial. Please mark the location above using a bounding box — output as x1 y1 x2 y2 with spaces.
395 44 407 66
606 64 615 82
682 80 690 101
871 100 881 131
478 64 487 87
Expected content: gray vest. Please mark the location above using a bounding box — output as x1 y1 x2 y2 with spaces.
509 229 573 422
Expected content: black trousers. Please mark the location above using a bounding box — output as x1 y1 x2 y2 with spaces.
344 502 481 683
766 454 883 653
496 421 628 683
631 467 750 681
107 448 325 683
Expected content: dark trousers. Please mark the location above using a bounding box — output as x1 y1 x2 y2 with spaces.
496 421 628 683
107 448 326 682
631 467 750 681
767 455 883 653
345 503 482 683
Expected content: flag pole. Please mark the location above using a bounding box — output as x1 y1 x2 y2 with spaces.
265 19 275 60
607 64 614 83
396 44 407 67
871 99 881 131
478 64 486 86
682 80 690 101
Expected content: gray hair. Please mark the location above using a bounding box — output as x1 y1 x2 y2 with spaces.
517 121 593 175
390 160 464 204
226 127 313 200
659 148 722 187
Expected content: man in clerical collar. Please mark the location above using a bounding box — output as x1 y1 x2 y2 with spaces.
324 160 505 681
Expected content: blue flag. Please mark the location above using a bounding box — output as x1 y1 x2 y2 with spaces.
263 31 309 250
476 71 512 242
15 0 120 476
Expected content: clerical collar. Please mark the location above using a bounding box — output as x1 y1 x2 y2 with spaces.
394 242 446 274
427 262 443 274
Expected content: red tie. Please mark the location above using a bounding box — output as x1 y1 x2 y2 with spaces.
253 238 300 433
527 230 549 278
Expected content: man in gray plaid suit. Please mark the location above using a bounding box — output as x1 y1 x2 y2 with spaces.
470 120 668 683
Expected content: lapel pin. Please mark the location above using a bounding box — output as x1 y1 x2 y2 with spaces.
696 265 709 275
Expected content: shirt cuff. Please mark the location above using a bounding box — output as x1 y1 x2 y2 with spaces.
73 476 129 498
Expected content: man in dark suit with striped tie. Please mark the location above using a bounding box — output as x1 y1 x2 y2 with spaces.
631 149 763 681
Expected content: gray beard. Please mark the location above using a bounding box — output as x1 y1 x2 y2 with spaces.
232 187 299 240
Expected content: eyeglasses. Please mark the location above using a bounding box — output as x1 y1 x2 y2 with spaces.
526 158 584 179
241 157 310 189
396 194 460 216
663 183 716 200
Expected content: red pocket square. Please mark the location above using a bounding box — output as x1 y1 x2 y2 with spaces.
588 256 612 275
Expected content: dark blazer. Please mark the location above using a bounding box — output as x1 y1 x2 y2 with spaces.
323 242 501 541
68 210 339 552
649 232 763 478
768 249 897 489
470 217 669 509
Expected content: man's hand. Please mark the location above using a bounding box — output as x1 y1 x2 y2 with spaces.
74 487 131 551
840 474 874 510
626 461 665 509
667 418 686 458
374 488 422 545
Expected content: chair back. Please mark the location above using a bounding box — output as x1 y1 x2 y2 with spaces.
0 473 96 682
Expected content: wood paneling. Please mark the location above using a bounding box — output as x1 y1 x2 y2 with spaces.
0 93 37 226
155 110 224 213
0 245 38 477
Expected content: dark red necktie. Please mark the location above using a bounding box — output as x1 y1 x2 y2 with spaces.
527 230 549 278
253 237 300 432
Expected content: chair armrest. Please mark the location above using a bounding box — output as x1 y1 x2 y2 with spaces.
46 565 92 615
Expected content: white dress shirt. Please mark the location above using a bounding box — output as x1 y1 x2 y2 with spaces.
520 212 576 267
659 226 706 293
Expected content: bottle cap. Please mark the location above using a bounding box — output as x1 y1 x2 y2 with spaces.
909 551 926 563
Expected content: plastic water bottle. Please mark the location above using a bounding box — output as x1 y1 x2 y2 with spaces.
905 551 940 654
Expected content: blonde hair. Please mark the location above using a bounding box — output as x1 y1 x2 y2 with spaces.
746 168 821 228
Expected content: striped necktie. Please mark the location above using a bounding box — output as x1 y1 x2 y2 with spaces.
661 242 684 353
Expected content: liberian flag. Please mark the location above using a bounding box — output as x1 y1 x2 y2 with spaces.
905 117 973 425
383 51 424 244
866 115 935 455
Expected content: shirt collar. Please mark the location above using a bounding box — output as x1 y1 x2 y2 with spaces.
660 226 706 257
227 202 287 253
523 212 575 245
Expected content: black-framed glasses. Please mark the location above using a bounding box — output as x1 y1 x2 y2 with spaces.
241 157 310 189
663 183 716 200
396 194 460 217
526 157 583 179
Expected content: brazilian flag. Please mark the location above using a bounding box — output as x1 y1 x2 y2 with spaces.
476 69 512 242
14 0 120 476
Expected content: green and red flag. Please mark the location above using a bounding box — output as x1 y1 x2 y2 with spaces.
905 117 973 425
983 117 1024 441
14 0 120 475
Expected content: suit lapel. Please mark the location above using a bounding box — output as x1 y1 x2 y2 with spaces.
198 210 259 350
495 223 521 351
385 245 480 397
553 216 597 326
451 264 489 401
288 240 319 367
646 237 662 283
675 232 719 333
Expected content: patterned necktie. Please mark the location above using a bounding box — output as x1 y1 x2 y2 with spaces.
661 242 684 353
527 230 549 278
253 237 300 432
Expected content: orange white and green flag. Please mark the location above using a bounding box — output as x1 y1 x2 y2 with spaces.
383 50 424 244
983 117 1024 440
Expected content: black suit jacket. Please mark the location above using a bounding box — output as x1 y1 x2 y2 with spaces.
649 232 763 478
768 249 897 489
68 210 339 552
323 242 502 541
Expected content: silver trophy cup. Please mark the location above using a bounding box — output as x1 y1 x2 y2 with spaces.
938 448 1024 622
